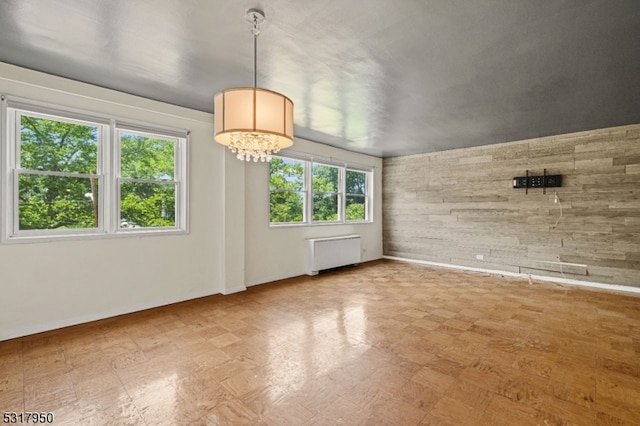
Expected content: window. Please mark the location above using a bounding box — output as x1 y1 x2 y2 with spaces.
15 111 104 232
2 97 188 241
346 169 368 221
269 157 306 224
269 155 372 226
312 163 340 222
118 130 179 229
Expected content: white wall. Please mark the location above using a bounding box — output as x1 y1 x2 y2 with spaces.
0 63 226 340
244 138 383 286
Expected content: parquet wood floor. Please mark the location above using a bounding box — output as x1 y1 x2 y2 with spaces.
1 260 639 425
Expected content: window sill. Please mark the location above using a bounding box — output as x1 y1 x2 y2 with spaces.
3 227 188 244
268 220 373 229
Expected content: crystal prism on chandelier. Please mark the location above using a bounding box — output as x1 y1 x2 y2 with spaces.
229 131 282 162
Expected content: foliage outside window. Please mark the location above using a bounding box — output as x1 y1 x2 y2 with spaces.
269 157 306 223
346 169 367 221
312 163 340 222
16 113 102 231
119 131 178 228
3 98 188 241
269 155 372 226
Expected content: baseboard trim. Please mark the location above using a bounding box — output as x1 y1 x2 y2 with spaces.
383 256 640 295
245 272 301 288
222 285 247 295
0 288 221 342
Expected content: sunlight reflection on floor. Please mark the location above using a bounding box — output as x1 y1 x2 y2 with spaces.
265 304 369 400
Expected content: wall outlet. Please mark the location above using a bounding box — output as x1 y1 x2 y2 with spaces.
513 177 528 188
529 176 544 187
476 254 484 260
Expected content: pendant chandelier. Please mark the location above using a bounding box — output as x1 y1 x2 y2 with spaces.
214 8 294 162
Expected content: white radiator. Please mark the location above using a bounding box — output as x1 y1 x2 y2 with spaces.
305 235 361 275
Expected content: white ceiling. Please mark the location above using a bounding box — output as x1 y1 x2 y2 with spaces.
1 0 639 157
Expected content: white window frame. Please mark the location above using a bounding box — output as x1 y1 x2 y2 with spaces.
115 126 186 232
1 95 189 243
268 156 308 225
311 161 342 224
268 153 373 227
345 168 370 223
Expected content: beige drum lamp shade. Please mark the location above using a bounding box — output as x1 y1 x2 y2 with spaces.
214 87 294 161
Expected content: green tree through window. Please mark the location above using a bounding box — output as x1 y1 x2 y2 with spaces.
18 115 100 230
312 164 339 221
8 103 187 237
119 132 177 228
346 170 367 221
269 155 372 225
269 157 305 223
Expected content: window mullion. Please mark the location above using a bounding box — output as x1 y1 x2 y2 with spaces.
0 97 6 242
120 177 176 185
10 110 20 237
340 166 345 223
306 160 312 223
11 169 18 236
362 172 369 222
16 169 100 179
175 134 182 229
10 110 19 236
4 107 14 239
102 121 115 233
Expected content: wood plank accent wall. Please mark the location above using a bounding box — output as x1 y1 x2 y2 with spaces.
382 124 640 287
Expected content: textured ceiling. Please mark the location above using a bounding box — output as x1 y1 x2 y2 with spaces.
1 0 639 157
